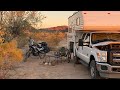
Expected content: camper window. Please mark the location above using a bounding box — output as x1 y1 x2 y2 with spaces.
76 17 80 26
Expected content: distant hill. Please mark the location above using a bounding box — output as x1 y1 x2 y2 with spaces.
46 25 68 31
39 25 68 32
26 25 68 33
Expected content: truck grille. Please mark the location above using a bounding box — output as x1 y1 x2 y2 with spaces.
108 44 120 65
110 44 120 49
112 67 120 72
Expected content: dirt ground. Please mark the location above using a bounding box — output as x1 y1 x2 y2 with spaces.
8 52 90 79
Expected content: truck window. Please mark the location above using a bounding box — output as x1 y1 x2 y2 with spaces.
91 33 120 44
84 33 90 40
83 33 90 46
82 33 86 39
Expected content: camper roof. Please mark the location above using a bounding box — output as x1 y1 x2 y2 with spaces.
69 11 120 30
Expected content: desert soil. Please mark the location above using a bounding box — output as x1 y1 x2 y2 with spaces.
8 55 90 79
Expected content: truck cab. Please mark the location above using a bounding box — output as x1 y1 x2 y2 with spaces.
76 31 120 79
67 11 120 79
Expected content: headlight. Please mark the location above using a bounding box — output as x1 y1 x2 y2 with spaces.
97 52 107 62
101 53 107 56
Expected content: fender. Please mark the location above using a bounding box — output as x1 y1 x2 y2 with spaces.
90 51 99 62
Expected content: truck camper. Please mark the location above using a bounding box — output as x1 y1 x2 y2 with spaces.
67 11 120 79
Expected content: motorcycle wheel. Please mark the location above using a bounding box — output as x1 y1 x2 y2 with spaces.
24 50 31 62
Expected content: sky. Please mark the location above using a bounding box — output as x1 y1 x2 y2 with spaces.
38 11 77 28
36 11 120 30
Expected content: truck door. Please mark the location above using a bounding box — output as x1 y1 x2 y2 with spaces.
82 33 91 63
76 33 86 60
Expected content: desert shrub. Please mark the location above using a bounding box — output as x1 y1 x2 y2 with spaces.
0 31 5 44
16 36 28 48
0 40 23 79
21 30 66 50
32 32 66 48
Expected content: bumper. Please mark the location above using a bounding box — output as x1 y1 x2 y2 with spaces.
96 62 120 78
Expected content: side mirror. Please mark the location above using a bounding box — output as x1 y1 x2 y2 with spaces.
78 39 83 46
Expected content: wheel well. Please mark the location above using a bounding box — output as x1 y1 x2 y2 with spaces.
89 55 95 67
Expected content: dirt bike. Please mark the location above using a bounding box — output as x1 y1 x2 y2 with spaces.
23 44 46 62
39 42 50 53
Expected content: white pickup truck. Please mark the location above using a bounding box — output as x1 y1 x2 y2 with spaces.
67 11 120 79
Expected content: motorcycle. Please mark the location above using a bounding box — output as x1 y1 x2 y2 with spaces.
24 42 50 62
38 42 50 53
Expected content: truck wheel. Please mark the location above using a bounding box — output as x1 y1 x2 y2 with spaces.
90 60 100 79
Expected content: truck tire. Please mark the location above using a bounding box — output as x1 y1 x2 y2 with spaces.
90 60 100 79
